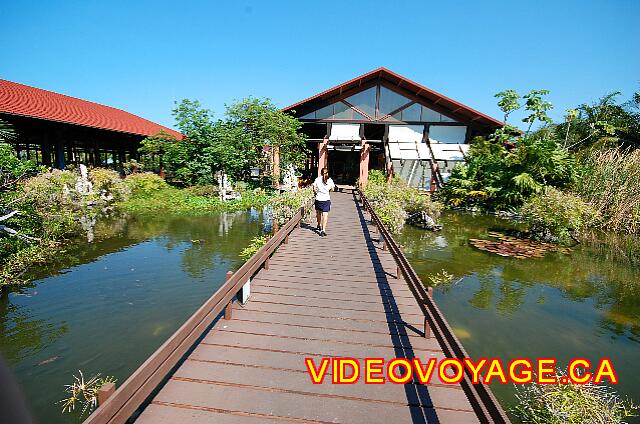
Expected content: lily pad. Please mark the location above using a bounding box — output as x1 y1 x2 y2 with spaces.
469 232 572 259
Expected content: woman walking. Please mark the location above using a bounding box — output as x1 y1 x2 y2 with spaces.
313 168 335 237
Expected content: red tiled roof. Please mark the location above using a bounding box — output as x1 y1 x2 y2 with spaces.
283 67 503 128
0 79 183 139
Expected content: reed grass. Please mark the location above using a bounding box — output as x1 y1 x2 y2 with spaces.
575 148 640 234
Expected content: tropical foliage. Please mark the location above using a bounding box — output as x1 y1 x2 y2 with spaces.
557 91 640 150
440 89 576 210
439 88 640 243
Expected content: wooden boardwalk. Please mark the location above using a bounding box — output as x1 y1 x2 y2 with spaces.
135 192 481 424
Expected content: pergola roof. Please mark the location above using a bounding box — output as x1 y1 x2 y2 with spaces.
283 67 503 128
0 79 183 139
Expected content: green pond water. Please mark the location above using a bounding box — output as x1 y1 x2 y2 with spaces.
0 210 267 424
1 209 639 423
397 212 640 422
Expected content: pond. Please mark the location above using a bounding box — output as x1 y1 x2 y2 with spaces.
0 210 267 424
397 211 640 422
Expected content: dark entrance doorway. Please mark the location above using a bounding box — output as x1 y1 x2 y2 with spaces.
328 149 359 185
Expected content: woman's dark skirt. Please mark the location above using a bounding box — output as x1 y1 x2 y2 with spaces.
315 200 331 212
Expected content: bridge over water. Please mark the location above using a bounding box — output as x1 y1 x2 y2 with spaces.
85 191 509 424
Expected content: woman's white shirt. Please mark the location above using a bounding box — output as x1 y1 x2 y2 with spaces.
314 176 335 201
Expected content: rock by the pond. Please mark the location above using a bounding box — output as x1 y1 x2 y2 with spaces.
407 212 442 231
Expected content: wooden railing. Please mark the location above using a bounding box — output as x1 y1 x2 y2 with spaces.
358 191 511 424
84 205 309 424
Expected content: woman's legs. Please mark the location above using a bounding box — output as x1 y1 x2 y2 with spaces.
316 209 322 229
322 211 329 232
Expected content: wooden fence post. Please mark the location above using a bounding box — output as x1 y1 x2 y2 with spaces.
98 382 116 406
396 266 401 279
224 271 233 320
264 257 270 270
423 317 431 339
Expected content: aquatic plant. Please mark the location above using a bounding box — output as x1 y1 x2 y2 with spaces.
427 269 454 287
58 370 116 417
513 369 637 423
469 231 572 258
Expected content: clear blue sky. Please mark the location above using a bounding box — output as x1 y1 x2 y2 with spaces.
1 0 638 130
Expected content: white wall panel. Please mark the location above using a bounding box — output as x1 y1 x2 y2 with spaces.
429 125 467 144
329 124 361 141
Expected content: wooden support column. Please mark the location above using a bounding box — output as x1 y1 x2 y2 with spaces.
359 139 370 189
98 382 116 406
318 135 329 177
224 271 233 320
423 317 431 338
272 145 280 188
54 137 65 170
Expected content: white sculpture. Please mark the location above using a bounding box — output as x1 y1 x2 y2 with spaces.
74 164 93 195
217 172 241 201
281 164 298 192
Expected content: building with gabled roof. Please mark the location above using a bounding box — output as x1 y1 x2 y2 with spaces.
283 67 503 190
0 79 182 169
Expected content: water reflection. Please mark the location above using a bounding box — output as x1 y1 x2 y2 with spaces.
398 213 640 341
0 210 264 424
0 291 67 365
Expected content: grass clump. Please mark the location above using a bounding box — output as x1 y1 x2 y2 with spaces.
58 370 116 417
575 148 640 234
513 370 637 423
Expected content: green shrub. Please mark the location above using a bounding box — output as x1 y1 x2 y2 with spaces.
22 169 78 205
234 181 248 193
521 187 600 244
185 184 220 198
363 170 441 233
366 169 387 185
269 187 313 226
123 172 169 196
89 168 129 202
